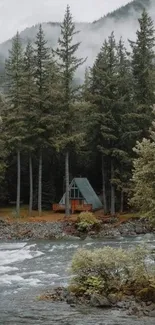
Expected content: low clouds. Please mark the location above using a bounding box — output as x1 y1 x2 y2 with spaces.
0 0 130 42
0 0 155 81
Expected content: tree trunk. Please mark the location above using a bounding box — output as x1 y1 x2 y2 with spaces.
29 153 33 217
65 151 70 216
110 159 115 216
102 155 107 214
16 149 21 217
38 150 42 217
120 190 124 214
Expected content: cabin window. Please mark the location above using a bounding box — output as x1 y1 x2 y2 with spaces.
75 189 78 198
69 185 84 199
70 189 74 198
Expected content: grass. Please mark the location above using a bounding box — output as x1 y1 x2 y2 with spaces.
0 206 140 224
0 205 78 223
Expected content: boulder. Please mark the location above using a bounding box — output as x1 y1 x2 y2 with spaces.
108 293 118 305
135 225 145 234
90 293 111 308
66 293 77 305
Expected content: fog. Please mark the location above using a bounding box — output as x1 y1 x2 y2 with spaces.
0 0 155 79
76 0 155 77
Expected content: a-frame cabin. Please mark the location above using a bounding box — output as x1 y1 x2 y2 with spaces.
53 178 102 213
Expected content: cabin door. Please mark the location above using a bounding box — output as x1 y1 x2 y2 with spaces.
71 200 79 213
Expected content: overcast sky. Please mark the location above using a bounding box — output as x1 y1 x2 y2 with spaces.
0 0 130 42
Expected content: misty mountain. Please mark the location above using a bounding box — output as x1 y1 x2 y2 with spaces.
0 0 154 79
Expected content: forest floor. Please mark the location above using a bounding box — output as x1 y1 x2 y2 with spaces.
0 206 139 224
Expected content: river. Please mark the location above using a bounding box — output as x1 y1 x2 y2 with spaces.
0 235 155 325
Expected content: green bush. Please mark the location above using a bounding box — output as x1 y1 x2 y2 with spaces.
76 212 100 232
70 245 155 298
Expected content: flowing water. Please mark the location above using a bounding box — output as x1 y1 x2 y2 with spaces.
0 235 155 325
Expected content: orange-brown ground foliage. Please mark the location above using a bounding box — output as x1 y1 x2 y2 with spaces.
0 206 138 224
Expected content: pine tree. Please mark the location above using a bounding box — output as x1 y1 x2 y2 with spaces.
130 9 155 138
88 33 119 215
130 138 155 217
5 32 25 217
34 24 50 217
130 108 155 218
22 41 36 216
82 68 91 102
0 95 7 184
55 5 86 216
114 38 135 212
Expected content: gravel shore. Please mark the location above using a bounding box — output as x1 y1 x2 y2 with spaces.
0 217 154 240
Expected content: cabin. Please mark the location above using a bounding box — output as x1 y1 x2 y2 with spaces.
53 178 102 213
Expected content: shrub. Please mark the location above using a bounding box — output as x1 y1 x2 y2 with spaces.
70 245 155 299
76 212 100 232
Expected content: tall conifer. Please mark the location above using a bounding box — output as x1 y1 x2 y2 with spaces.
34 24 50 216
5 32 25 217
55 5 86 216
130 9 155 138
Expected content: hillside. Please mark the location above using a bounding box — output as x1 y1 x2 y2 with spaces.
93 0 151 25
0 0 153 79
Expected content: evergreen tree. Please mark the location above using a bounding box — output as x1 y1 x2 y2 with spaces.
5 32 25 217
114 38 134 212
82 67 91 102
55 5 86 216
87 34 136 214
22 41 36 216
130 138 155 218
0 95 7 185
34 24 50 216
130 9 155 138
88 33 119 215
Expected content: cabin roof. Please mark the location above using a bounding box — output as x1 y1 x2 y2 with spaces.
60 177 102 210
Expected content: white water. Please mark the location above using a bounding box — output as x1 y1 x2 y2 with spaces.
0 236 155 324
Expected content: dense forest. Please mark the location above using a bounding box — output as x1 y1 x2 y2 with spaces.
0 5 155 217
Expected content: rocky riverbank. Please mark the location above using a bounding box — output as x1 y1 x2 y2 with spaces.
0 216 154 240
39 287 155 318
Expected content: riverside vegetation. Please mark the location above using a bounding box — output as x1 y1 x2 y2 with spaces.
38 212 155 317
40 245 155 317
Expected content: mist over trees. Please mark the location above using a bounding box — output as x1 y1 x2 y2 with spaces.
0 6 155 216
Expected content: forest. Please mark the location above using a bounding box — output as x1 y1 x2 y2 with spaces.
0 5 155 217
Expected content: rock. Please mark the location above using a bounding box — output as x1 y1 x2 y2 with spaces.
88 231 96 237
146 301 152 306
145 304 155 312
0 219 7 225
135 225 145 234
63 235 81 240
108 293 118 305
66 293 77 305
90 294 111 308
149 310 155 317
143 233 154 240
143 309 149 316
131 305 141 316
116 301 129 309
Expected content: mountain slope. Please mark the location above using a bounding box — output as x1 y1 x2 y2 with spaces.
93 0 151 24
0 0 154 79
